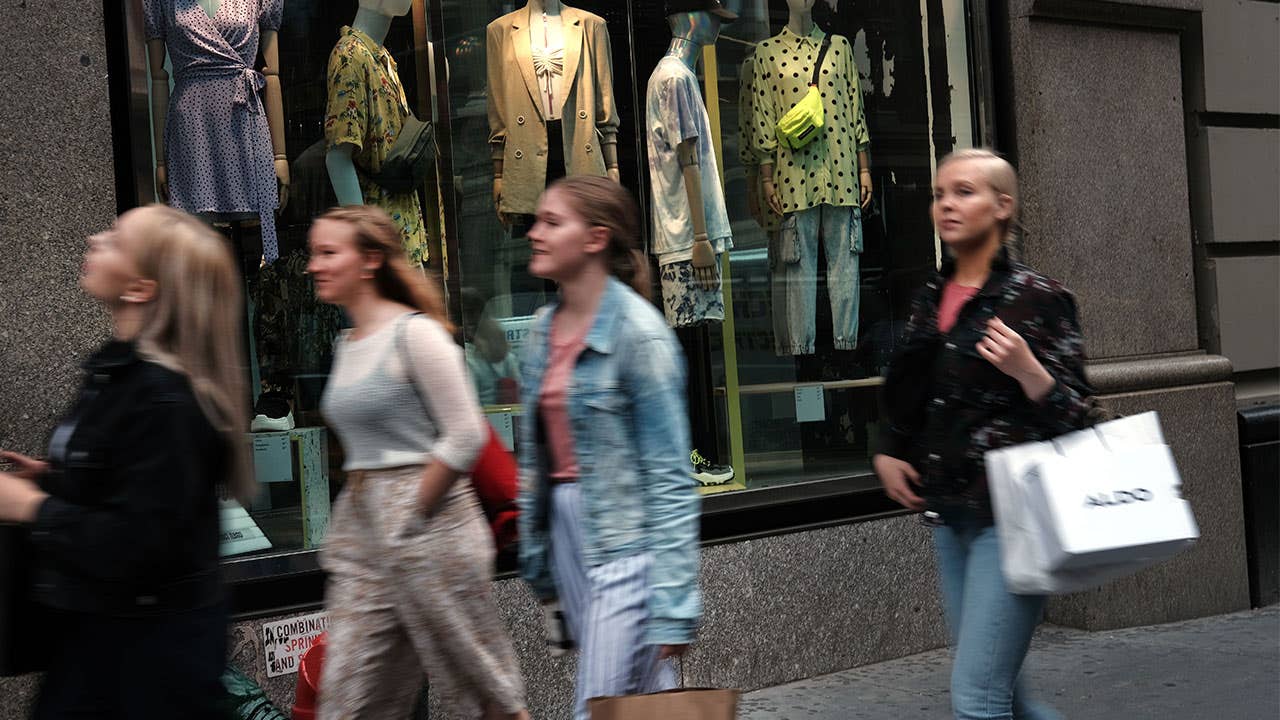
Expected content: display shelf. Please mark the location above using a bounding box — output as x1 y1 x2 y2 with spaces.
714 377 885 396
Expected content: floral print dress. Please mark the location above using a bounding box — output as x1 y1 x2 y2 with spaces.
325 26 428 264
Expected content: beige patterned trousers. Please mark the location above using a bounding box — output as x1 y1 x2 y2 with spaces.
318 466 525 719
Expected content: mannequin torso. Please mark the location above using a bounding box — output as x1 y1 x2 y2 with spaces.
144 0 288 261
530 2 565 120
325 4 401 208
487 0 621 221
658 12 724 288
756 2 873 216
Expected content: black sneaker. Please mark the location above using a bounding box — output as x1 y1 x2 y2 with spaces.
250 391 295 432
690 448 734 486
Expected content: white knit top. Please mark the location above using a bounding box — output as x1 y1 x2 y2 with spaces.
321 313 487 473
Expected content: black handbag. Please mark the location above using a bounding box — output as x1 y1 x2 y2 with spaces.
366 113 437 194
0 522 48 676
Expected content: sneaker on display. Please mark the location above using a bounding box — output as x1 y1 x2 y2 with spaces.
250 392 295 433
690 448 735 486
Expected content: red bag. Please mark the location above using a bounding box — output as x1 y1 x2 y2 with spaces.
398 314 519 552
469 425 519 553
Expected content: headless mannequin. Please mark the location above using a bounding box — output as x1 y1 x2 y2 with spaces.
661 11 728 472
665 11 722 291
492 0 620 225
326 0 414 206
148 0 290 212
759 0 871 216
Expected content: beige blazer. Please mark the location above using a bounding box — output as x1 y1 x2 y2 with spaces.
486 5 620 215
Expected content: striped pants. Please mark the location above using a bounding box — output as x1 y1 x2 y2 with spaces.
550 483 677 720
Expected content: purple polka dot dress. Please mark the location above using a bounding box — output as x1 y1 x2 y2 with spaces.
144 0 283 261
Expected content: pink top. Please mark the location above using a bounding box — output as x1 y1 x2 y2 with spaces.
540 315 590 480
937 281 980 334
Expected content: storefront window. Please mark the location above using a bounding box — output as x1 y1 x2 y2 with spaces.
115 0 980 565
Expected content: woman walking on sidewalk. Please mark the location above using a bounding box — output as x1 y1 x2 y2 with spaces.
874 149 1092 720
517 176 702 720
0 205 251 718
309 206 528 720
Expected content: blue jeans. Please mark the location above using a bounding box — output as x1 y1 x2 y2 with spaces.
773 203 862 354
933 519 1061 720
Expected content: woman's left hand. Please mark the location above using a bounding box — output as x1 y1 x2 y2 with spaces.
0 472 48 523
976 317 1056 402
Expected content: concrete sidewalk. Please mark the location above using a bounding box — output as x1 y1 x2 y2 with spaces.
740 607 1279 719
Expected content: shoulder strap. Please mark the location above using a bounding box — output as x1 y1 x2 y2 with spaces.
809 38 832 87
395 312 437 431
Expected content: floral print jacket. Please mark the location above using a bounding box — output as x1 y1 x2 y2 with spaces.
880 247 1093 523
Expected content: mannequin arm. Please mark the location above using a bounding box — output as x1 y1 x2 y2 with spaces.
677 139 717 291
759 162 783 217
858 150 872 209
492 159 511 226
325 144 364 206
146 39 169 202
603 141 619 183
261 30 289 210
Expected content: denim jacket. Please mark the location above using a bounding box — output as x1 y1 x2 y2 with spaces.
517 278 701 645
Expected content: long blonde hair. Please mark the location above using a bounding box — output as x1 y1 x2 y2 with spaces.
126 205 254 503
545 176 652 300
317 206 454 332
937 148 1020 246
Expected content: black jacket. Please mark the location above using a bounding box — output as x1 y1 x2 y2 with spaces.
29 341 226 616
880 249 1093 522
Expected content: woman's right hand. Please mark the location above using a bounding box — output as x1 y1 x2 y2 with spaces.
873 454 925 511
0 451 49 481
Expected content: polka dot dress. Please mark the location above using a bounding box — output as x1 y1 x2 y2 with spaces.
144 0 282 261
745 26 871 216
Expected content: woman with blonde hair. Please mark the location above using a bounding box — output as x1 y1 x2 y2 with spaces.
0 204 253 718
517 176 700 720
875 148 1091 719
307 205 527 720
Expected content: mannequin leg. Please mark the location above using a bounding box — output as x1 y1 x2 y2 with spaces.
675 324 719 466
822 204 862 352
778 207 821 356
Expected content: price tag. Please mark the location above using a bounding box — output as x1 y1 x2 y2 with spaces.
249 433 292 483
489 412 515 450
795 384 826 423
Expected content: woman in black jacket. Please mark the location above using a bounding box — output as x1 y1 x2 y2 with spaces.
874 149 1091 720
0 205 252 719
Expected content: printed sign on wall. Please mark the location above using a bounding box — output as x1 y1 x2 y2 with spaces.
262 612 328 677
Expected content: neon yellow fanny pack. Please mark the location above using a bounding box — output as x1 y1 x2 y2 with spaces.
775 38 832 151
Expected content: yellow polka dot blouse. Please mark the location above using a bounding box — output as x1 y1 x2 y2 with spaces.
747 25 872 215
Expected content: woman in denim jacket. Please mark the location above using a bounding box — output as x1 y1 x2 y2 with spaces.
875 149 1092 720
517 176 701 720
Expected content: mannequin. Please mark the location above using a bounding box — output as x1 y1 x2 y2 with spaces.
486 0 620 228
645 8 735 325
145 0 289 262
645 1 737 486
324 0 430 265
750 0 873 356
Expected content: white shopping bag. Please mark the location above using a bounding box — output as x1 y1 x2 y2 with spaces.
986 412 1199 595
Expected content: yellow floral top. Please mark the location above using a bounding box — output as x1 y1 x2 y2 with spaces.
325 26 428 264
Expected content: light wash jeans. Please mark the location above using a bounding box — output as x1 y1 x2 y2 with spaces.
773 203 863 355
933 518 1062 720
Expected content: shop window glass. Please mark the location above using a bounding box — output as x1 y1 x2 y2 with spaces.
115 0 979 566
121 0 436 560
